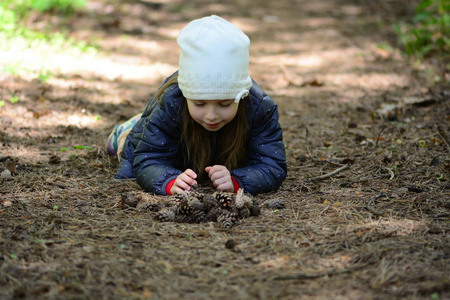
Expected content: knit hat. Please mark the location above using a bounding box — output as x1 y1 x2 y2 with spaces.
177 15 252 103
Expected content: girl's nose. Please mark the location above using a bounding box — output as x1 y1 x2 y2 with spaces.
205 105 218 121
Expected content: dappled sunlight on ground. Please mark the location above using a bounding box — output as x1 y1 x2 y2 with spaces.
0 47 176 83
324 72 410 90
351 218 429 237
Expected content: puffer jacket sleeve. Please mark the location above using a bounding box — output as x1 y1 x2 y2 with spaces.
115 87 184 195
230 90 287 195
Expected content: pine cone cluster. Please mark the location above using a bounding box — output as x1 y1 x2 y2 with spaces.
119 188 261 228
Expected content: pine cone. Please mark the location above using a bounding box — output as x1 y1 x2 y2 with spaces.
217 211 237 229
238 207 250 219
175 214 193 223
235 189 253 209
205 207 223 222
214 191 234 208
176 198 194 215
137 201 164 212
169 192 188 206
191 210 207 223
203 194 219 210
188 197 205 212
186 187 204 202
264 198 285 209
154 209 175 222
121 192 139 208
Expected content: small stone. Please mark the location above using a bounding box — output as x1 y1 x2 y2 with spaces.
348 122 358 128
429 157 439 166
354 134 366 143
49 155 61 165
121 193 139 208
1 169 11 179
250 203 261 216
225 239 236 249
407 186 423 193
297 154 307 162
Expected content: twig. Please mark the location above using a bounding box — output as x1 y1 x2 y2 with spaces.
308 164 349 182
49 182 67 189
429 213 450 219
339 173 402 187
274 263 368 281
305 126 314 160
365 193 386 216
436 124 450 152
375 126 386 148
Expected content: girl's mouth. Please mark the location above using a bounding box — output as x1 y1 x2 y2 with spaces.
206 122 220 129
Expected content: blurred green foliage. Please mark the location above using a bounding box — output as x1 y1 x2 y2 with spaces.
31 0 87 12
394 0 449 59
0 0 91 46
0 0 95 81
3 0 86 15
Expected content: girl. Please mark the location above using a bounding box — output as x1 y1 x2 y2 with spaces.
106 15 287 196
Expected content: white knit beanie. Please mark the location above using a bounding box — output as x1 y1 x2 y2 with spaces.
177 15 252 103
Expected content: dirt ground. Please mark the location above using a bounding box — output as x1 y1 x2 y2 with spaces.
1 0 449 299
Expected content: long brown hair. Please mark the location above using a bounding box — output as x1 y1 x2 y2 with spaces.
157 74 249 181
182 96 248 181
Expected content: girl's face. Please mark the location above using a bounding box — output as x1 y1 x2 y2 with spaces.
186 98 239 131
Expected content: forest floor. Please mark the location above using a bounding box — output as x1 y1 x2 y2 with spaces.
1 0 449 299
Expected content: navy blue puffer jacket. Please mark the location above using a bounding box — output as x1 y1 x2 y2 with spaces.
115 73 287 195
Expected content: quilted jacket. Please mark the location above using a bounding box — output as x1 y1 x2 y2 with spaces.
115 73 287 195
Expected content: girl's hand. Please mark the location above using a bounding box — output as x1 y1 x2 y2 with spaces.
171 169 197 195
205 165 234 192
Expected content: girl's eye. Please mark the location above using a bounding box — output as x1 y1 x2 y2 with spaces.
220 102 232 107
194 102 205 107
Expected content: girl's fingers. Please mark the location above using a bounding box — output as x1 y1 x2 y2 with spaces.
205 166 234 192
206 165 229 181
181 169 197 183
171 169 198 195
185 168 197 179
178 170 198 188
216 181 234 192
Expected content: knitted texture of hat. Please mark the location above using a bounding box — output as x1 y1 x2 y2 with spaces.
177 15 252 102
